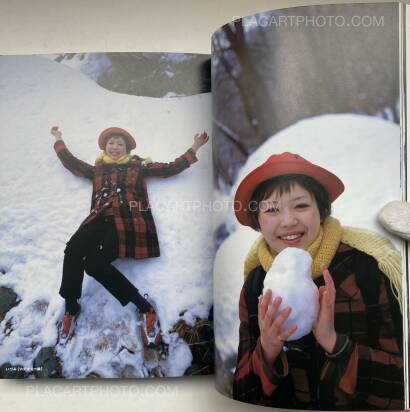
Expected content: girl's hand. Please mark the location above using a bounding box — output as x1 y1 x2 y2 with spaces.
312 265 337 353
258 288 297 367
50 126 62 141
191 132 209 152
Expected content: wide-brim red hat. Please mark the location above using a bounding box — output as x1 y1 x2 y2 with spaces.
234 152 345 227
98 127 136 151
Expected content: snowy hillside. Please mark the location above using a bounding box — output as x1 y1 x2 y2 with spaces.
0 56 213 378
51 53 112 81
42 53 210 98
214 114 403 362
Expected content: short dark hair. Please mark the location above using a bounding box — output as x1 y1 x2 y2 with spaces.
248 174 331 230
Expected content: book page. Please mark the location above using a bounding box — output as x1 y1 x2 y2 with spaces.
0 52 214 379
212 3 406 409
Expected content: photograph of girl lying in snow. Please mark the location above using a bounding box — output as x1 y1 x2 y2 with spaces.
50 126 208 352
232 153 403 410
211 2 404 410
0 52 214 379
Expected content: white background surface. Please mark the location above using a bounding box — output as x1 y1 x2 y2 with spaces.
0 1 399 411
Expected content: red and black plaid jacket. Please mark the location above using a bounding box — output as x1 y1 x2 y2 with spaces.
54 140 197 259
233 243 404 410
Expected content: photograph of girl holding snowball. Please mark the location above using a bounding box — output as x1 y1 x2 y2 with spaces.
232 154 403 409
50 125 209 348
211 2 404 410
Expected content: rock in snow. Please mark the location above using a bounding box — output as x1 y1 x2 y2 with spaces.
378 201 410 240
0 287 19 321
263 248 319 341
33 347 62 378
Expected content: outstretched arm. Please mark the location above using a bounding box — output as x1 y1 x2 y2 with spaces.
141 132 209 178
191 131 209 153
51 126 95 180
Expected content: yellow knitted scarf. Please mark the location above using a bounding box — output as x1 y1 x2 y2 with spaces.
95 153 153 165
95 152 131 164
243 216 403 313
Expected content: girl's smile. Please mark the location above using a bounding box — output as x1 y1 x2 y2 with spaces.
257 183 321 253
105 136 127 160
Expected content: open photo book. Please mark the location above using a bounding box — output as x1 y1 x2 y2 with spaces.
0 1 409 410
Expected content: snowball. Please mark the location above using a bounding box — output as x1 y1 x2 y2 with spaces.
263 247 319 341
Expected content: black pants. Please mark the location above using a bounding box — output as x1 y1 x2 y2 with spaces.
59 214 150 310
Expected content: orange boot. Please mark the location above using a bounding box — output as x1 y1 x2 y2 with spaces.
58 305 81 344
140 308 162 348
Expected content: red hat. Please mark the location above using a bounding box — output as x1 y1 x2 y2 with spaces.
98 127 136 151
234 152 344 227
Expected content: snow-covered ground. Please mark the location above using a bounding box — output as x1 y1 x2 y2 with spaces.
0 55 213 378
214 114 403 363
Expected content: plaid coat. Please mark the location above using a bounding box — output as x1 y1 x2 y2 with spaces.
54 140 197 259
233 243 404 410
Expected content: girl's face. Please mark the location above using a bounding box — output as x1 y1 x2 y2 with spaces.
257 182 321 254
105 136 127 160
